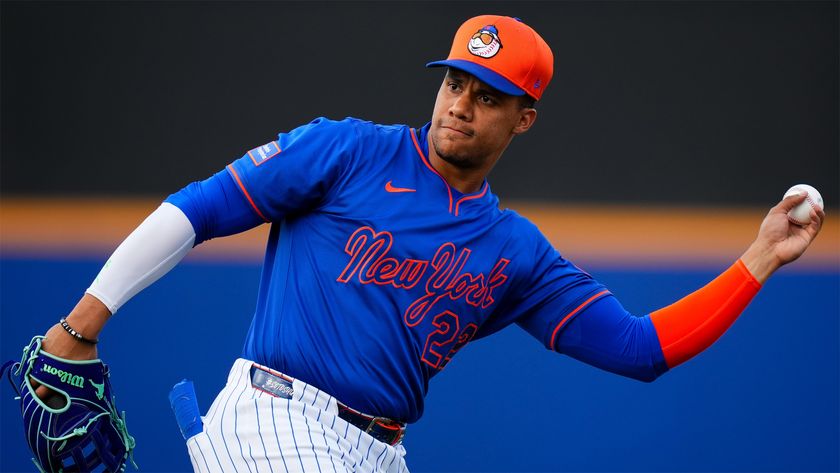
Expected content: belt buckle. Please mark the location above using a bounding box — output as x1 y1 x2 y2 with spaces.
366 416 405 445
338 401 406 445
365 416 387 433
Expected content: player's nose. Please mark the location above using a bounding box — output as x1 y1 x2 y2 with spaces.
448 93 472 121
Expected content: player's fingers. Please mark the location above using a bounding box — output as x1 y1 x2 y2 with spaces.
775 192 808 213
35 385 50 399
30 377 57 401
815 206 826 222
805 207 824 237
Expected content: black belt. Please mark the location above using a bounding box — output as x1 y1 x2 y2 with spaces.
335 401 406 446
250 364 406 446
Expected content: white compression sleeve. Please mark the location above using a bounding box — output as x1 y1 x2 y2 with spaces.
86 202 196 314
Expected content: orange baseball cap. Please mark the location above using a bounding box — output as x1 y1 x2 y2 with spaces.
426 15 554 101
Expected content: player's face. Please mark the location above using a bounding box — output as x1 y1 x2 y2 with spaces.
429 68 536 171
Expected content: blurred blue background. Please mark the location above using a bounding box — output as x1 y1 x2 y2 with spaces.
2 257 837 472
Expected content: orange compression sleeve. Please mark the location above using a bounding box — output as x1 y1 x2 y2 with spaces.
649 259 762 369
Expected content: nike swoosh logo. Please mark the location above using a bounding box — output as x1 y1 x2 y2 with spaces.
385 181 416 193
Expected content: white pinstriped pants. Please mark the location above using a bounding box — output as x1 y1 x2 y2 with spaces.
187 359 409 473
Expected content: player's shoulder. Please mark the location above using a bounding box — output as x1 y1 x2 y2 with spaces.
492 208 588 284
300 116 410 142
304 116 408 131
491 206 557 254
295 116 362 135
497 207 544 236
339 117 412 139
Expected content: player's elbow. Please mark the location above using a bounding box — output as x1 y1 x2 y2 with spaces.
631 368 663 383
603 337 671 383
578 354 669 383
617 362 667 383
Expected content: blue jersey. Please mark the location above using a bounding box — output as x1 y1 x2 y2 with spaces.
215 117 606 423
168 117 666 423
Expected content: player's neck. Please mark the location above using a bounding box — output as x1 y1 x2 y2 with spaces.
426 144 501 194
427 154 488 194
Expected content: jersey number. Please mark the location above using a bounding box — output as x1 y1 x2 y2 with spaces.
421 311 478 370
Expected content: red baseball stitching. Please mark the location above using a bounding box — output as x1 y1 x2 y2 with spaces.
788 195 819 226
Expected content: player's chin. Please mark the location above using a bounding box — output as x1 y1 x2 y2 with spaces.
436 148 481 169
435 133 472 152
432 132 483 165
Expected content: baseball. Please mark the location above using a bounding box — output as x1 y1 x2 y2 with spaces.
783 184 823 226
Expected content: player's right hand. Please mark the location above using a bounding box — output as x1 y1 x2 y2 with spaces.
741 192 825 284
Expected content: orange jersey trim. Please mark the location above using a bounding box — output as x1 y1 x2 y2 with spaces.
227 165 269 223
454 182 488 216
410 128 453 214
550 290 611 349
650 259 761 368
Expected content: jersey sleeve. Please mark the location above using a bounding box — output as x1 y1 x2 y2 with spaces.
498 223 668 382
165 169 265 245
554 295 669 382
226 117 360 222
512 241 610 350
479 219 608 349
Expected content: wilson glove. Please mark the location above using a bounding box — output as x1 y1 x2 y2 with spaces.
2 336 136 472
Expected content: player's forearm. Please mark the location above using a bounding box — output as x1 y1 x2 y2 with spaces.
649 259 761 368
554 261 761 380
86 202 196 314
42 294 112 357
739 241 781 285
77 169 263 315
65 293 112 338
40 293 112 360
35 205 195 380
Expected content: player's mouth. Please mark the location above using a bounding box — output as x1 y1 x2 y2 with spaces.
440 124 474 137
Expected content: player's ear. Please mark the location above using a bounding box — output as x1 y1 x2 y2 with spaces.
512 107 537 135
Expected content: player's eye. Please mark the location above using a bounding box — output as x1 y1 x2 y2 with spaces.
447 82 461 92
478 95 495 105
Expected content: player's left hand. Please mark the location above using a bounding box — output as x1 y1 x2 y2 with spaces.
3 335 136 472
742 192 824 283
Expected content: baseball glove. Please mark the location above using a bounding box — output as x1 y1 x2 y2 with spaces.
2 336 136 472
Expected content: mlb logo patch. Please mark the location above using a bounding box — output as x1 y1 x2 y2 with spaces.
247 141 281 166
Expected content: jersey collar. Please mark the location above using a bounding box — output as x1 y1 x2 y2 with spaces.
411 123 496 217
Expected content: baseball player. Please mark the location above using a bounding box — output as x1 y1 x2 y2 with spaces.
18 14 823 473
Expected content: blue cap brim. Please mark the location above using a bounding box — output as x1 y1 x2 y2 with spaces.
426 59 526 97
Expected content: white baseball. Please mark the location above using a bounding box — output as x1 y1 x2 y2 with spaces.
783 184 823 226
